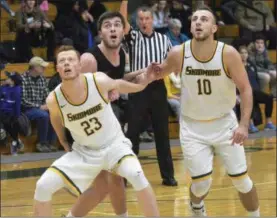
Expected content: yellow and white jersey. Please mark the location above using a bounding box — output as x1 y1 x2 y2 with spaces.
180 40 236 120
54 73 123 149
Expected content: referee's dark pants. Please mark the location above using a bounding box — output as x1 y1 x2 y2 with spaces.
126 81 175 180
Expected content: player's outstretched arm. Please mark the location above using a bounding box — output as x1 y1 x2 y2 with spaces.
154 44 184 80
123 68 146 82
94 72 146 97
224 45 253 144
46 92 71 152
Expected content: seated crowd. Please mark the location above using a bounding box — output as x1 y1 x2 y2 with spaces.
0 0 276 156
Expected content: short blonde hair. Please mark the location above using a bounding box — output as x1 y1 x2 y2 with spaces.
55 45 80 60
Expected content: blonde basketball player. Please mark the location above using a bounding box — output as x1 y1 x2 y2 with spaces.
33 45 159 217
150 5 260 217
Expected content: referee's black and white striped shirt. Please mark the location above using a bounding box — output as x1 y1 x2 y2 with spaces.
125 28 172 72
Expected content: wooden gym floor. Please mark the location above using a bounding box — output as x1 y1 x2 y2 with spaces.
1 136 276 217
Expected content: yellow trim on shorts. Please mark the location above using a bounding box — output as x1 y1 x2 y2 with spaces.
191 171 213 182
111 154 136 174
48 166 82 196
229 171 248 180
93 73 109 104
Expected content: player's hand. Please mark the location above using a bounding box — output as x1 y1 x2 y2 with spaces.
146 62 161 81
231 125 248 145
108 89 120 102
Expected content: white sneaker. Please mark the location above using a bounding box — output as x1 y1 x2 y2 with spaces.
189 201 207 216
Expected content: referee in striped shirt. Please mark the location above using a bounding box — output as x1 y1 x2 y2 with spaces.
121 0 177 186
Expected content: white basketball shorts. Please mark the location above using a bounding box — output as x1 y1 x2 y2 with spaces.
180 110 248 182
46 136 134 196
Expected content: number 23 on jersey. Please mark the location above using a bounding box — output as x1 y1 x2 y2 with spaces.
81 117 102 136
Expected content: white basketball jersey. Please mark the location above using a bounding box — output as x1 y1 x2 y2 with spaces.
54 73 123 149
180 40 236 120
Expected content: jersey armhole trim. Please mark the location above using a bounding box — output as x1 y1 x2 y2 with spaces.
180 43 185 73
54 91 65 126
92 73 109 104
222 44 231 79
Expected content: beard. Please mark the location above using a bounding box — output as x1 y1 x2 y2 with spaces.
194 33 210 41
102 38 122 49
192 29 213 42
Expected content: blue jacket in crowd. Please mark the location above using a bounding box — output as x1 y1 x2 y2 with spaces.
0 85 21 118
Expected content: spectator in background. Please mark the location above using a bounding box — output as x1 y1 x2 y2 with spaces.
248 35 276 97
239 46 276 133
72 2 97 54
169 0 192 36
15 0 55 62
0 72 24 155
88 0 107 23
221 0 239 24
0 0 15 16
166 18 189 46
49 0 79 42
21 57 56 152
164 72 181 120
234 0 276 49
153 0 169 33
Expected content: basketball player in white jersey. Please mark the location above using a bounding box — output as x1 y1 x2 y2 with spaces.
33 45 159 217
149 6 260 217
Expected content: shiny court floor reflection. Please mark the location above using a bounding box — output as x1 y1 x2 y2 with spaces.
1 137 276 216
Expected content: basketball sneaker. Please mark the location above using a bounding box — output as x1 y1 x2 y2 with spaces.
189 201 207 216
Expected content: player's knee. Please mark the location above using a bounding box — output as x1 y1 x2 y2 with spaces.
34 176 53 202
231 175 253 194
117 157 149 191
34 169 64 202
191 178 212 198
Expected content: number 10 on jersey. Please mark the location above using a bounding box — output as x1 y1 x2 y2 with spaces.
197 79 212 95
